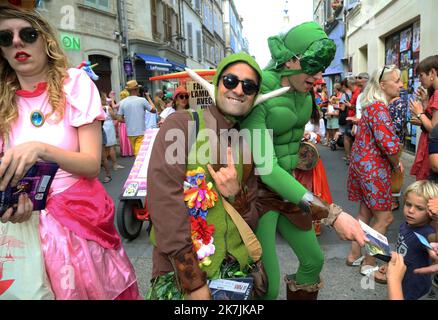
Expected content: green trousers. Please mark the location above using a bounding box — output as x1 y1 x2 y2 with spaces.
256 210 324 300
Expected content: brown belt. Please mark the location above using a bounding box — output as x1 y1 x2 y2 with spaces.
256 180 329 231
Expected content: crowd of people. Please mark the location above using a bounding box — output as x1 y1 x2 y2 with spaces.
0 4 437 301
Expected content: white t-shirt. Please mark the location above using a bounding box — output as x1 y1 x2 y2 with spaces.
160 106 175 120
305 119 326 143
356 93 364 119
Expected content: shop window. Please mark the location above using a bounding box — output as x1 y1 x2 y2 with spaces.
384 20 421 154
84 0 110 11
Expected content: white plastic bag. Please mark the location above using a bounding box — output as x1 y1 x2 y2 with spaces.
0 213 54 300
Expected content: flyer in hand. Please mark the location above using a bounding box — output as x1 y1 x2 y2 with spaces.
208 277 253 300
0 161 59 216
359 220 392 262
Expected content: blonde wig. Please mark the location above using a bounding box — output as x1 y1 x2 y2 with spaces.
360 65 401 107
0 5 68 137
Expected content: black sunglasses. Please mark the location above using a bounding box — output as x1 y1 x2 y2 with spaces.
0 27 39 47
379 66 390 82
221 74 259 96
177 94 189 100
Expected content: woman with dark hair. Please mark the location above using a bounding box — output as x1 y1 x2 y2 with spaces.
410 55 438 180
172 86 190 111
158 86 190 124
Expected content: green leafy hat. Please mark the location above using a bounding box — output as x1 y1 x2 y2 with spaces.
213 52 263 101
267 21 336 77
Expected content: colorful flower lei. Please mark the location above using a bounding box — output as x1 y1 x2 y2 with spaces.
184 167 218 267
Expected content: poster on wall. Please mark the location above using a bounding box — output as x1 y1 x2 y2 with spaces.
401 69 409 90
413 55 420 77
385 34 400 67
413 21 421 53
400 28 412 52
400 51 411 68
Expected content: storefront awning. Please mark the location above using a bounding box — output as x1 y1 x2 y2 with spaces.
168 60 186 72
135 53 172 72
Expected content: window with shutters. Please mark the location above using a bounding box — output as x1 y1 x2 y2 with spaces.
194 0 201 14
151 0 158 38
196 30 202 62
346 0 360 10
163 4 172 42
187 23 193 57
85 0 110 11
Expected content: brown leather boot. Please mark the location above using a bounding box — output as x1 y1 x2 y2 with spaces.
285 275 323 300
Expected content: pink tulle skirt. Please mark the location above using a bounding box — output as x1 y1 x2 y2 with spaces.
118 122 134 157
39 211 141 300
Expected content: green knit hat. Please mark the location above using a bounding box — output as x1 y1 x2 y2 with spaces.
267 21 336 77
213 52 263 101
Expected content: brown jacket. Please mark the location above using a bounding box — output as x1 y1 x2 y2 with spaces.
147 105 259 293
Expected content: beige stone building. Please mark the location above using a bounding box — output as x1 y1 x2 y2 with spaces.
345 0 438 152
38 0 124 96
346 0 437 74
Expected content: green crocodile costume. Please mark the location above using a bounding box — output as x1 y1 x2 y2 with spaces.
240 22 336 300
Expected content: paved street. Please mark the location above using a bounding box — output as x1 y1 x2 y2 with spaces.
102 144 436 300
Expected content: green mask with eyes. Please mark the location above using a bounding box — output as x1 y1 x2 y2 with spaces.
266 21 336 77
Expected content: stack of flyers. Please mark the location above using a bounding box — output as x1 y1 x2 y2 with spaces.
359 220 392 262
208 277 253 300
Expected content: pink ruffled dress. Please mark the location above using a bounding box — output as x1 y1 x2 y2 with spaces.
8 68 140 300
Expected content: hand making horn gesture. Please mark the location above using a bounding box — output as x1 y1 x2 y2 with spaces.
207 147 240 198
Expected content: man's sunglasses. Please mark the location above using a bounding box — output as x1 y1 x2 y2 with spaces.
177 94 189 100
0 27 39 47
221 74 259 96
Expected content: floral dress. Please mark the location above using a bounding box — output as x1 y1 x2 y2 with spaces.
348 101 400 211
388 97 408 144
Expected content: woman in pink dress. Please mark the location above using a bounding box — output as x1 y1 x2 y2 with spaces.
410 55 438 180
116 90 134 157
0 5 140 299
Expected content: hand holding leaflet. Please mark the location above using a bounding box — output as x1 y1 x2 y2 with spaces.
0 161 58 216
359 220 392 262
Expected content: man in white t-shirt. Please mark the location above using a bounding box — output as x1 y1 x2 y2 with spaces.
353 72 369 121
117 80 156 155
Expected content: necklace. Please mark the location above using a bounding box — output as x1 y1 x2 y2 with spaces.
28 94 48 128
30 110 45 127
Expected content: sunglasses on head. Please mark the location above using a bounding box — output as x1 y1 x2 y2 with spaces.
221 73 259 96
0 27 39 47
177 94 189 100
379 66 390 82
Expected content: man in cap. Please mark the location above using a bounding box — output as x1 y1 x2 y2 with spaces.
146 53 285 299
117 80 156 156
240 22 367 300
